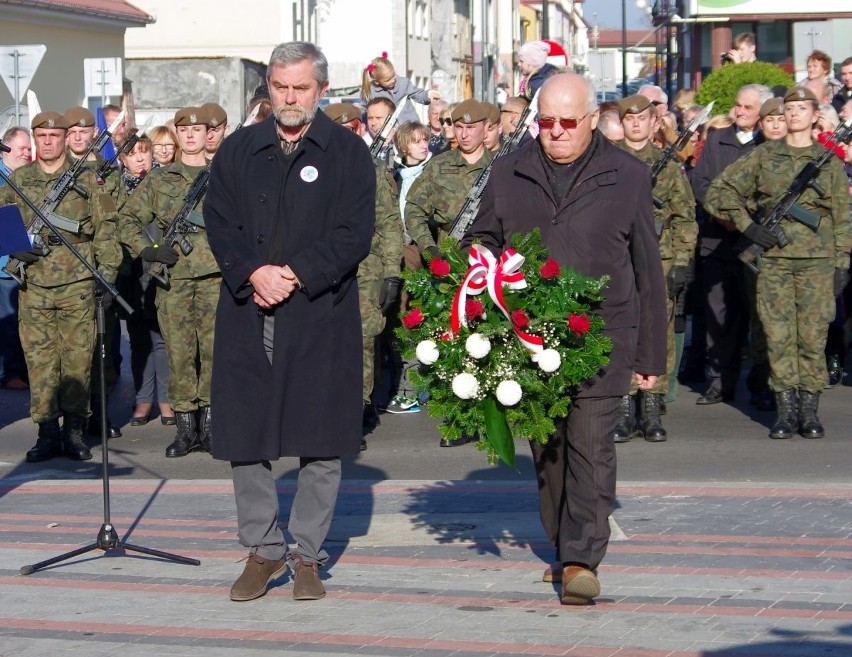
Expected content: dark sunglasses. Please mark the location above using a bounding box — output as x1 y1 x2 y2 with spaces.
440 118 453 126
536 114 589 130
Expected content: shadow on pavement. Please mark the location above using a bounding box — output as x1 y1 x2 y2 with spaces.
702 623 852 656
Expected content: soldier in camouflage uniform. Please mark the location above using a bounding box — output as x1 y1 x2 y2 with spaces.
705 87 852 439
324 103 403 449
1 110 122 462
120 107 222 457
405 99 494 447
611 95 697 443
202 102 228 158
405 99 495 256
64 106 126 439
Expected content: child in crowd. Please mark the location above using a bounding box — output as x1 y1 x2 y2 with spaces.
361 53 440 125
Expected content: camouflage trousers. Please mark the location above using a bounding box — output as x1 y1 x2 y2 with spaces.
756 257 833 393
19 279 95 423
630 258 674 395
156 274 220 412
358 273 385 404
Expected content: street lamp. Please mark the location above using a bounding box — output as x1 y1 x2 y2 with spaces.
623 0 650 98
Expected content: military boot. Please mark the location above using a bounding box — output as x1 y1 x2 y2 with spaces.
769 389 798 439
165 412 196 457
197 406 212 453
610 395 641 443
88 396 122 439
797 390 825 439
62 414 93 461
639 392 668 442
26 419 63 463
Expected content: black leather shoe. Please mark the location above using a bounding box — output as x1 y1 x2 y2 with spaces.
165 412 196 457
360 438 367 451
26 420 63 463
696 387 731 405
160 415 177 426
440 434 475 447
62 414 92 461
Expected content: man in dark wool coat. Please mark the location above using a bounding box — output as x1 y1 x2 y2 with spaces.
463 73 667 605
204 42 375 602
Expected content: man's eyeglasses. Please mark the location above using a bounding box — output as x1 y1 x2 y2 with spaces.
536 114 589 130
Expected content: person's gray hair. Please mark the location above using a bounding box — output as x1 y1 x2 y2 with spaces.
638 84 668 104
2 126 29 142
738 84 773 105
818 103 840 132
267 42 328 86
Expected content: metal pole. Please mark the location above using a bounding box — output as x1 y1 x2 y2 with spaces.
12 50 20 125
622 0 628 97
542 0 549 40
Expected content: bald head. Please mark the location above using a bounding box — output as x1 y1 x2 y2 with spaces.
538 73 600 164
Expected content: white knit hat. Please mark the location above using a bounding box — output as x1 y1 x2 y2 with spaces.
518 41 550 68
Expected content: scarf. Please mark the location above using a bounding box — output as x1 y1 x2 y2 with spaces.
537 128 602 206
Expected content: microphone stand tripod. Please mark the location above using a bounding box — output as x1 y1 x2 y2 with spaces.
0 143 200 574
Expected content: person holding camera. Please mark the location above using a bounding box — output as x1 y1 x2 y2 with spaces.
722 33 757 65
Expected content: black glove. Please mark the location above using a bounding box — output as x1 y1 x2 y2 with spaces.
424 246 443 262
379 276 402 316
834 268 849 297
742 223 779 250
10 248 42 264
140 245 179 266
666 265 690 300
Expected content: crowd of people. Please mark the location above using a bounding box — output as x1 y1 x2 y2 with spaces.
0 37 850 606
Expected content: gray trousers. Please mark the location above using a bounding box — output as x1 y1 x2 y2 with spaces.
228 314 342 566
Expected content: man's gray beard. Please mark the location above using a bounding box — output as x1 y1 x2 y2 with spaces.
274 101 319 128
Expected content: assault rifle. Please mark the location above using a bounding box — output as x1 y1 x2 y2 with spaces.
447 93 539 240
96 115 155 182
648 101 714 209
232 102 262 132
738 117 852 274
369 96 411 159
148 163 210 286
3 110 126 287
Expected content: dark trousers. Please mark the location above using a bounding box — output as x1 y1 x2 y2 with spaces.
529 396 619 571
703 257 748 395
0 276 26 383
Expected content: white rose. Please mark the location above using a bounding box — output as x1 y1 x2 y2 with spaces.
496 380 522 406
534 348 561 373
451 372 480 399
465 333 491 359
415 340 440 365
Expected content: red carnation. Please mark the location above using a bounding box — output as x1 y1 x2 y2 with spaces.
465 299 484 320
440 332 452 341
511 309 529 328
402 308 425 329
540 258 561 279
567 313 591 335
429 258 451 277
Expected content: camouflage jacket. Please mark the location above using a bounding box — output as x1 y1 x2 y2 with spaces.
704 140 852 265
120 160 220 280
358 158 404 281
618 140 697 266
405 147 495 251
0 157 121 286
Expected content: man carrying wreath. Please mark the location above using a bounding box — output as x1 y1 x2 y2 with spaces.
463 73 667 604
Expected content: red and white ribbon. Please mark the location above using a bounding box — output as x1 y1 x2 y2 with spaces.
450 244 544 353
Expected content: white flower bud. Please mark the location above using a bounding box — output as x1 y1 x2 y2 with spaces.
496 380 522 406
451 372 480 399
465 333 491 359
534 348 561 373
415 340 440 365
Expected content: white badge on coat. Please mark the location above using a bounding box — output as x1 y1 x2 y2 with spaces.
300 166 319 183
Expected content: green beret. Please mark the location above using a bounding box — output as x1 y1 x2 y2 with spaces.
323 103 362 125
783 86 818 103
618 95 653 120
174 107 211 127
31 111 68 130
64 106 96 128
759 97 784 119
200 102 227 128
481 101 500 125
451 99 487 124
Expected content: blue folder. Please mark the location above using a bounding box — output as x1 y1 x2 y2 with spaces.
0 204 32 256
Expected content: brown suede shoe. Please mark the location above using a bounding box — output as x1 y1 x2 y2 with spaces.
541 563 563 583
291 555 325 600
230 553 287 601
560 565 600 605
